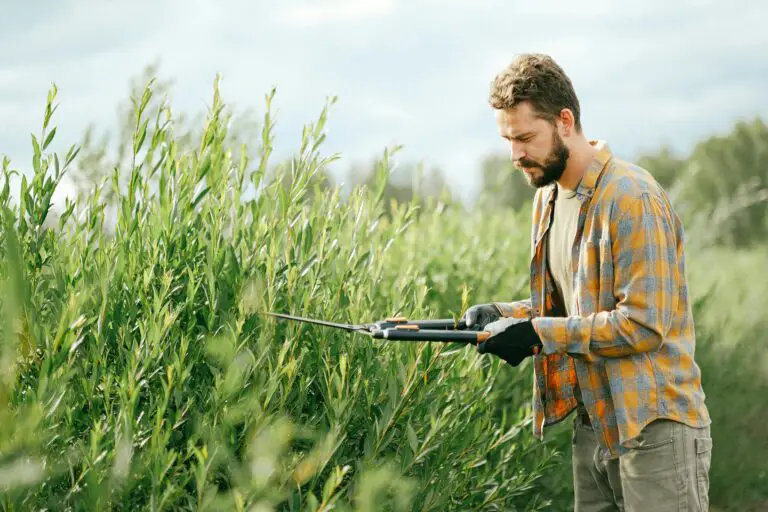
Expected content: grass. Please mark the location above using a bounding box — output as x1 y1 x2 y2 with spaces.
1 78 766 511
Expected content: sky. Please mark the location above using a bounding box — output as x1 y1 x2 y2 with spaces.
2 0 768 208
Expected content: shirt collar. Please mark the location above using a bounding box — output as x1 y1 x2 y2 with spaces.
544 139 613 203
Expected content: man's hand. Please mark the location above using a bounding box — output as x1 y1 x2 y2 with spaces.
477 317 543 367
463 303 503 331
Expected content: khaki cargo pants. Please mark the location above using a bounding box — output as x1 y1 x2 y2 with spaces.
572 414 713 511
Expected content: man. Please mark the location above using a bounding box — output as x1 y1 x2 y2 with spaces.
464 54 712 511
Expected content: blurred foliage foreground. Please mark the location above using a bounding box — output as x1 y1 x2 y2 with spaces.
0 78 767 511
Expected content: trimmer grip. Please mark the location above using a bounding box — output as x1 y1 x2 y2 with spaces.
409 319 468 330
375 319 467 330
372 329 484 343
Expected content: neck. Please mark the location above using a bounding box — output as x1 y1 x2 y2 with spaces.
558 136 597 190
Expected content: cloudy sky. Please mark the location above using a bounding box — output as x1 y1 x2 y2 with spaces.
2 0 767 206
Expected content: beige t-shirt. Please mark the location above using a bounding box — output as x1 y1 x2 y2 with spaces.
548 182 587 411
548 182 581 315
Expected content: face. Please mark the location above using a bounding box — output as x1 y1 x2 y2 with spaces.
495 102 570 188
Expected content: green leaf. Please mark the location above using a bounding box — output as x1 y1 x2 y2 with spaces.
407 423 418 454
304 492 319 511
191 186 210 209
140 82 153 114
43 127 57 150
31 135 41 174
387 374 398 406
134 118 149 153
322 464 350 503
65 144 81 166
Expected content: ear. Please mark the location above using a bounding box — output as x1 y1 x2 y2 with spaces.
558 108 575 137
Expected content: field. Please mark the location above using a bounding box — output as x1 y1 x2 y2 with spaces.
1 82 766 510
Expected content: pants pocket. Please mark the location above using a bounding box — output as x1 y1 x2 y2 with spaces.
621 437 677 478
620 422 681 511
695 437 712 511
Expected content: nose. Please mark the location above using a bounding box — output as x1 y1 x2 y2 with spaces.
509 141 526 165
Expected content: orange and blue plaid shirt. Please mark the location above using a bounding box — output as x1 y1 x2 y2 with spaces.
496 140 710 459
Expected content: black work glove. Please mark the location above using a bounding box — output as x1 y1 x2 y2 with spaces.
477 317 543 367
463 303 503 331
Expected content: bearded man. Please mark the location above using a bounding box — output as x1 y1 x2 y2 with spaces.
464 53 712 511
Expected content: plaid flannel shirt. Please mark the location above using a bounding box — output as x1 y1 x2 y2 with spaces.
495 140 710 459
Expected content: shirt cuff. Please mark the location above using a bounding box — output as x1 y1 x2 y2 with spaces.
531 316 592 356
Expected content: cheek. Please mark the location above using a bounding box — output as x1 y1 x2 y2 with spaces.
524 146 545 162
531 141 552 160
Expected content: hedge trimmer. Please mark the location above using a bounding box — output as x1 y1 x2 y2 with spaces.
266 312 491 344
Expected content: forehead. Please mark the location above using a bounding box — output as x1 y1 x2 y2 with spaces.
495 102 548 136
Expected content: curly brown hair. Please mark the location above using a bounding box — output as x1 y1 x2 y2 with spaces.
489 53 582 132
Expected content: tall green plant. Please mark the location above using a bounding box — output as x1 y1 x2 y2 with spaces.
0 78 562 511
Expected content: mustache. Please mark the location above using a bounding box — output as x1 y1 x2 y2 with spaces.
516 158 540 169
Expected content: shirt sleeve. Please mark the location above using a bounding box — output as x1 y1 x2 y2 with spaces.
531 192 678 359
495 300 533 319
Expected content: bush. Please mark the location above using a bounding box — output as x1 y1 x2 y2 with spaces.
0 80 562 511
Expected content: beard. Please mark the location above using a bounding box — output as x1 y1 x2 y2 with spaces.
517 131 570 188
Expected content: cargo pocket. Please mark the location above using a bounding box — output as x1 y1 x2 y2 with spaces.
620 420 679 484
695 437 712 511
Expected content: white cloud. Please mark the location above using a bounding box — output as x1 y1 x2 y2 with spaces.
353 98 414 124
276 0 396 27
1 0 767 208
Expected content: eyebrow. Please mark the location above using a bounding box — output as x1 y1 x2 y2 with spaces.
504 131 535 141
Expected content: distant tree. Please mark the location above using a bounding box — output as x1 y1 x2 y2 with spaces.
343 154 456 211
476 152 534 212
636 144 686 190
477 117 768 247
644 117 768 247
